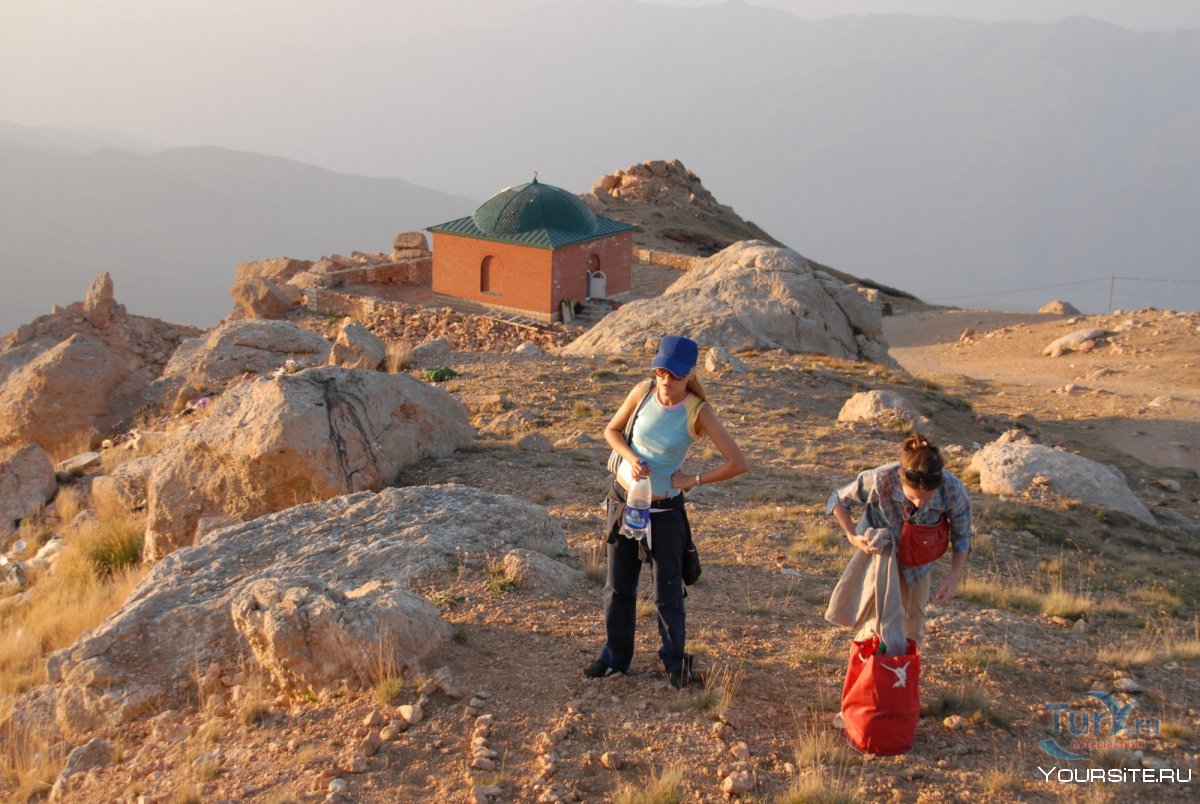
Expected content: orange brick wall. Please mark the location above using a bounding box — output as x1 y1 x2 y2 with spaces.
552 232 633 303
431 234 553 315
431 231 633 318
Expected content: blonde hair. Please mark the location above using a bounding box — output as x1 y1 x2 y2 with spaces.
900 431 943 475
686 374 707 402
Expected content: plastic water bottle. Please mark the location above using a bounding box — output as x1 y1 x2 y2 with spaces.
624 461 652 534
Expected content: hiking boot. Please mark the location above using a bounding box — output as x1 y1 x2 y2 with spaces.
584 660 619 679
668 653 694 688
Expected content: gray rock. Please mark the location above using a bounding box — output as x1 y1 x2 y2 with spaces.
329 319 386 370
1043 328 1108 357
411 338 452 365
57 451 101 477
516 432 553 452
500 548 582 596
703 346 749 374
514 342 544 357
969 441 1154 525
837 389 919 424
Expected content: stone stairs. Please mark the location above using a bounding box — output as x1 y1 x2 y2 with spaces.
574 301 612 326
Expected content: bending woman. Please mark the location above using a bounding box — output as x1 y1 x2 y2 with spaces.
585 335 748 687
826 431 973 649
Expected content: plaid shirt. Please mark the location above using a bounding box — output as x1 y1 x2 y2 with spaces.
825 462 973 585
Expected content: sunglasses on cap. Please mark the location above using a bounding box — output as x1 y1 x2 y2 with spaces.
902 468 943 490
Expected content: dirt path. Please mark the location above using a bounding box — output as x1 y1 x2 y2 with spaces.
884 307 1200 470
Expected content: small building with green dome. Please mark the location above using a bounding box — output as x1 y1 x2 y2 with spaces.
428 178 635 322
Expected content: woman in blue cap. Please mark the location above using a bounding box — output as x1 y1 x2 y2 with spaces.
585 335 748 687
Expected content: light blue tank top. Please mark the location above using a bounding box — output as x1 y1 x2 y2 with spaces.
624 392 695 497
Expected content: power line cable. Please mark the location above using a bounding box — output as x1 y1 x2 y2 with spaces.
926 278 1108 302
927 275 1200 302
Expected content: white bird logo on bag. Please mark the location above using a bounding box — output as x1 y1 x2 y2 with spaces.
883 661 909 688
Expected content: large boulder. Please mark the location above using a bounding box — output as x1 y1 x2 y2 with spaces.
0 273 198 455
0 444 57 532
560 241 897 368
155 319 332 399
969 439 1155 526
0 334 149 455
144 365 473 557
43 485 568 731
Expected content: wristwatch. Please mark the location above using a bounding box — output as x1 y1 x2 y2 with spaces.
694 473 702 488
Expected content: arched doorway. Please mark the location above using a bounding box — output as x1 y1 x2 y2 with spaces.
480 255 498 293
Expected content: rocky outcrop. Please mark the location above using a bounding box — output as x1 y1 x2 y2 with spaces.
582 159 782 256
969 435 1155 526
0 275 199 454
43 485 568 731
144 365 473 557
560 241 897 368
0 444 57 532
155 319 332 400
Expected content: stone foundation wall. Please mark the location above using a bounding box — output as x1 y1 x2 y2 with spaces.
315 258 432 289
635 249 702 270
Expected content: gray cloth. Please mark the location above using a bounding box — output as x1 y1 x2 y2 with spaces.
824 527 908 658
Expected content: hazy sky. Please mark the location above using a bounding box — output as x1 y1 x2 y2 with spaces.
2 0 1194 164
2 0 1198 315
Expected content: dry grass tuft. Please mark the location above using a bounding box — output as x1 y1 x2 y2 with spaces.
0 517 147 696
956 577 1106 620
930 683 1011 728
484 560 518 594
982 768 1025 795
777 774 861 803
47 426 100 466
612 763 684 804
0 711 68 802
782 726 860 803
385 340 415 373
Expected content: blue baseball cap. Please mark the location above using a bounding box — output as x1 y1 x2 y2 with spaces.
652 335 699 378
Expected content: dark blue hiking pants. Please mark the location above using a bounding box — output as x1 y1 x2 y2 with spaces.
599 504 687 676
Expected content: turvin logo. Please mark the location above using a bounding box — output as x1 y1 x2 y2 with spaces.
1040 691 1150 761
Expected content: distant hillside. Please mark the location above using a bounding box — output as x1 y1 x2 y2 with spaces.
0 141 476 333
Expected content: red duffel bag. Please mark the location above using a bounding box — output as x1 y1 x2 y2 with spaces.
841 636 920 756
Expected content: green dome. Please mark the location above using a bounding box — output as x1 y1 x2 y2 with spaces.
473 178 597 238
